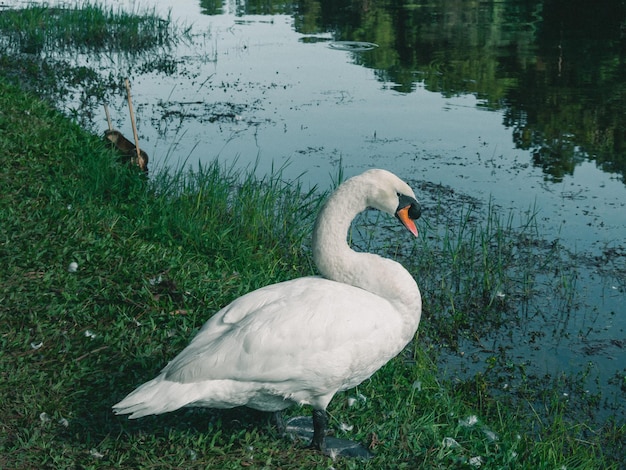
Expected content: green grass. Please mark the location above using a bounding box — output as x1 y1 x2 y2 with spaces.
1 80 624 469
415 197 563 346
0 2 190 55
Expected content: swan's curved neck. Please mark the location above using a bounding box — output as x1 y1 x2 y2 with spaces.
312 180 363 270
311 181 421 315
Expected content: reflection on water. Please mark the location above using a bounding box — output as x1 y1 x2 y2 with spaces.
2 0 625 418
203 0 626 184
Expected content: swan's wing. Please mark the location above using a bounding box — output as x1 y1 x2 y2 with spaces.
162 277 407 387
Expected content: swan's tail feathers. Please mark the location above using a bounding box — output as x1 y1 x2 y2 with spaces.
112 377 190 419
112 377 257 418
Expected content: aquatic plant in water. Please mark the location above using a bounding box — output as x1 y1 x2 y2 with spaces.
0 2 190 55
0 3 192 125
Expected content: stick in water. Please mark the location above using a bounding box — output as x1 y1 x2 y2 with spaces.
104 104 113 132
124 79 146 171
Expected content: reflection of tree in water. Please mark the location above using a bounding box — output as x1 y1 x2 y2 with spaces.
289 0 626 184
202 0 626 182
504 0 626 182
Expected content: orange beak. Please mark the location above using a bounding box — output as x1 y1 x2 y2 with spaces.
396 205 419 237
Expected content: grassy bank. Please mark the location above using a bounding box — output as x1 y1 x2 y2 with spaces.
1 81 624 468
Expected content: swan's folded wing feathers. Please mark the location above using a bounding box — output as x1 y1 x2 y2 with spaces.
163 277 403 385
219 279 311 324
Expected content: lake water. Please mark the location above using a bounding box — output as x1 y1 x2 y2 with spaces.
108 0 625 250
5 0 625 419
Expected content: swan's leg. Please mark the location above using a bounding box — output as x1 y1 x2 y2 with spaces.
310 409 327 451
285 411 373 459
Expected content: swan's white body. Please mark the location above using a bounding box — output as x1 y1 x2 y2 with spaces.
113 169 422 447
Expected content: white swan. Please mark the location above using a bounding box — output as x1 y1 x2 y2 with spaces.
113 169 422 454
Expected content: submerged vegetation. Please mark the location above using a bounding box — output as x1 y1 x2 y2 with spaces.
352 184 571 347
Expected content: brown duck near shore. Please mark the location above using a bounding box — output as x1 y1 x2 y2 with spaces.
104 129 148 174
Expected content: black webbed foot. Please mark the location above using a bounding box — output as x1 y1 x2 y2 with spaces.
283 411 373 459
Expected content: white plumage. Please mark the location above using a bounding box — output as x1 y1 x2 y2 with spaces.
113 169 422 453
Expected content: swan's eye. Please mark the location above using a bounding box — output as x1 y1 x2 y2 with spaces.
408 201 422 220
397 194 421 220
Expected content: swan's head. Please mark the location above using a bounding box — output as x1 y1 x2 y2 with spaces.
362 169 422 237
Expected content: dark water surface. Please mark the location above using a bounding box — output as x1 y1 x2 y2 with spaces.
7 0 625 419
